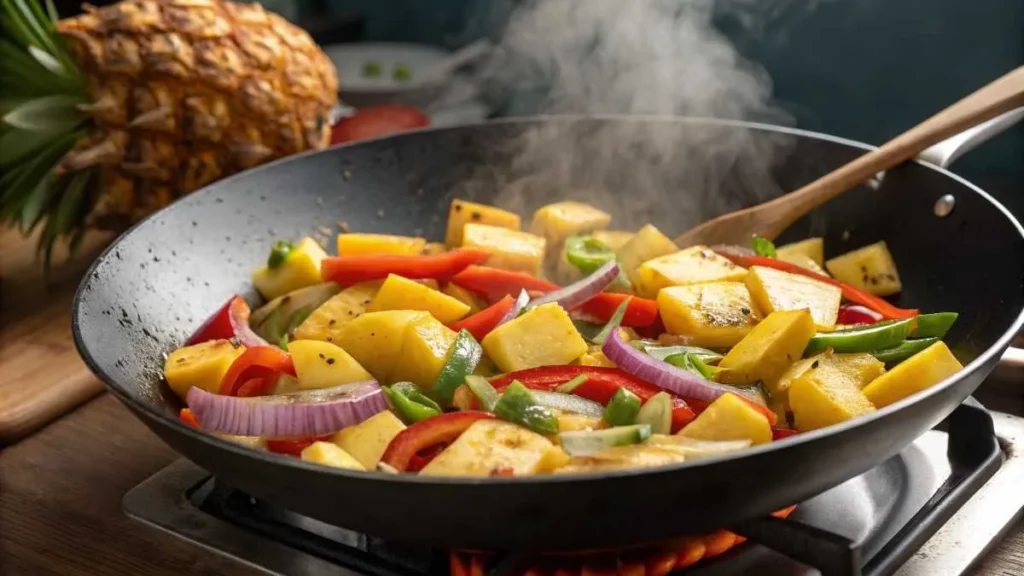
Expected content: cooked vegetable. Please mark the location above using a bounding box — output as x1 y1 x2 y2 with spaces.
219 346 296 397
266 436 325 456
332 310 429 382
636 391 673 434
603 387 641 426
431 330 484 405
447 295 515 341
321 248 490 285
643 345 723 364
678 393 772 445
292 281 382 342
592 298 631 345
837 304 883 326
267 240 295 269
618 224 678 288
825 241 903 297
419 419 561 477
336 233 426 256
657 282 762 348
389 315 460 388
555 443 688 473
253 237 328 300
445 200 521 247
527 260 620 311
870 337 939 364
912 312 958 338
555 375 589 394
367 274 470 323
564 235 616 274
529 201 612 253
164 339 247 399
384 383 442 423
745 265 842 331
482 302 588 372
862 341 963 408
443 282 488 312
785 352 884 431
465 374 501 411
251 283 341 329
559 425 652 456
332 410 406 469
646 435 752 460
775 237 824 267
717 310 816 388
592 230 636 251
750 235 776 258
289 340 373 390
187 381 387 437
531 390 605 417
462 223 546 276
494 381 560 435
300 442 365 470
362 60 383 77
381 411 495 471
635 246 747 298
664 353 718 380
804 318 914 356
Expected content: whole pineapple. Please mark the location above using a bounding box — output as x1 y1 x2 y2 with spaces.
0 0 338 264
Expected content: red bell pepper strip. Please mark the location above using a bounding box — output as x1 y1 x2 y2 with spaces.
450 266 659 327
773 428 800 441
716 253 918 320
219 346 296 397
179 408 200 428
321 248 490 285
447 294 515 341
185 296 237 345
380 411 495 472
266 435 332 457
837 304 884 326
407 443 449 472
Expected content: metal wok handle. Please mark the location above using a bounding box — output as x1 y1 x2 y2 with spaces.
918 106 1024 373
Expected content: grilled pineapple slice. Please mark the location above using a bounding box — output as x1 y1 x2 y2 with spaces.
293 281 384 342
288 340 372 390
445 200 521 246
635 246 747 298
163 339 246 399
462 223 546 276
657 282 762 348
826 241 903 297
745 266 841 331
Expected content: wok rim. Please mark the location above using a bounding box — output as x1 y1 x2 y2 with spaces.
71 115 1024 487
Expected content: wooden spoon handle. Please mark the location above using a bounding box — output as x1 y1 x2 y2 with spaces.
758 65 1024 239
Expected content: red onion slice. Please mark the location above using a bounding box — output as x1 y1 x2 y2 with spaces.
497 289 530 327
186 380 387 437
229 297 270 348
602 329 761 404
527 260 619 311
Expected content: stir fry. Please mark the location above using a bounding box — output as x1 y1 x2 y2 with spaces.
164 199 963 476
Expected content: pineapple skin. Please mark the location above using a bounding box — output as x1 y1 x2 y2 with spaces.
55 0 339 228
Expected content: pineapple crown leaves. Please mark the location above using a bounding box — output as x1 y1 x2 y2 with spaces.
0 0 93 268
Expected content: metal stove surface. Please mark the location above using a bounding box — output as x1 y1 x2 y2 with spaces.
124 410 1024 576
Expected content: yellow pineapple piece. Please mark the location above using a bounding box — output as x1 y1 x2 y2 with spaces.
528 201 612 251
251 237 329 300
419 420 556 477
776 238 825 267
717 310 816 387
288 340 372 389
332 411 406 469
367 274 470 324
678 393 772 445
445 200 521 246
826 241 903 297
293 281 383 342
618 225 677 288
461 223 546 276
482 303 588 372
657 282 762 348
300 442 365 471
784 352 884 431
592 230 635 251
443 282 487 313
389 315 460 388
163 339 245 399
336 233 425 256
777 253 829 276
331 311 429 382
421 242 447 255
636 246 747 298
745 266 842 331
579 352 616 368
862 341 962 408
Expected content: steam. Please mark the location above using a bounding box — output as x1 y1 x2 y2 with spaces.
460 0 814 236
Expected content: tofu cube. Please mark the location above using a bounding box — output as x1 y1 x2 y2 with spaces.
251 237 329 300
529 201 612 254
592 230 636 251
776 237 824 267
826 241 903 297
636 246 748 298
419 420 556 476
789 352 882 431
482 302 588 372
300 442 366 470
367 274 470 324
657 282 762 348
862 341 962 408
777 253 829 277
461 223 546 276
294 281 383 342
745 266 842 331
332 310 429 382
288 339 373 390
332 411 406 469
163 339 246 399
445 199 521 247
678 393 772 445
336 233 426 256
617 225 677 287
717 310 816 387
388 315 459 388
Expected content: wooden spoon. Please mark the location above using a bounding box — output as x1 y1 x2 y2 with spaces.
674 65 1024 247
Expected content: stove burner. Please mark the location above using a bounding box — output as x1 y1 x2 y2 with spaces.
124 402 1024 576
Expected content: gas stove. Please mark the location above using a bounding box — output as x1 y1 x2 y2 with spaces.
124 401 1024 576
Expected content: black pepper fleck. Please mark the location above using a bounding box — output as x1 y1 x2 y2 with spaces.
454 203 463 213
318 353 325 359
326 358 336 365
370 332 375 337
740 307 751 315
471 212 482 221
811 360 820 369
230 337 241 348
326 336 333 341
329 319 337 326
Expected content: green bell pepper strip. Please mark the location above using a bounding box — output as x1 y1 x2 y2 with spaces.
592 298 631 345
464 375 500 412
267 240 295 269
664 352 718 380
384 384 441 423
494 381 560 435
804 317 914 356
635 391 672 434
870 337 939 364
603 387 641 426
565 235 616 274
751 235 777 258
431 329 483 406
911 313 958 339
644 345 724 364
554 374 588 394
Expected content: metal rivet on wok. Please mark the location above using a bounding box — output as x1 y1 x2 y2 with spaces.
934 194 956 218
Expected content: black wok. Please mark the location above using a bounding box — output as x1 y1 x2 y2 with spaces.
72 117 1024 551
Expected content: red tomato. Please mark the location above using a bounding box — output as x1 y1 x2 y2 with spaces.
330 105 430 144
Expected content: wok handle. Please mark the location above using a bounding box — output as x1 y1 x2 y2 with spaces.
917 108 1024 168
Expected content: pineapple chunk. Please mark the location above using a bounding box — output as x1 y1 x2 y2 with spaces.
718 310 816 387
578 351 616 368
251 237 328 300
826 241 903 297
443 282 487 313
482 303 588 372
332 310 429 382
367 274 470 324
678 393 772 445
635 246 747 298
445 199 521 247
300 441 366 471
555 444 689 473
419 420 556 476
592 230 635 251
777 253 829 276
618 224 678 288
336 233 426 256
776 237 824 267
745 266 842 331
862 341 962 408
789 352 882 431
657 282 762 348
556 413 606 432
163 339 246 399
293 281 383 342
332 411 406 469
462 223 546 276
389 315 459 388
528 201 612 251
288 340 372 390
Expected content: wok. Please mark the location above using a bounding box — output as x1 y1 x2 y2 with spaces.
72 116 1024 551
